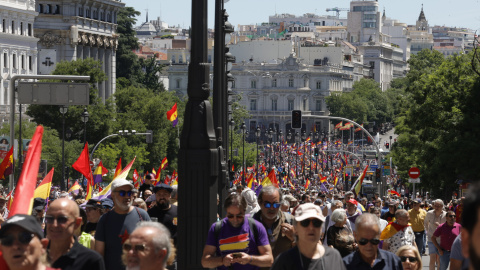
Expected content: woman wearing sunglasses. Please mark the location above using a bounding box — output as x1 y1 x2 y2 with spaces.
271 203 346 270
396 246 422 270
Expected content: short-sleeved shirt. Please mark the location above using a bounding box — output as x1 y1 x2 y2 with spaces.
384 226 416 254
408 208 427 232
343 249 403 270
148 204 178 244
450 233 469 270
51 241 105 270
432 222 461 251
95 207 150 270
424 210 446 239
205 217 270 270
271 246 346 270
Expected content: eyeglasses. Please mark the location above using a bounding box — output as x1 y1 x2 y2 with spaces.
358 238 380 245
227 214 245 219
123 243 147 252
299 219 323 228
86 208 100 212
116 190 133 197
45 215 71 225
400 256 418 263
448 215 456 218
263 202 281 209
0 232 35 246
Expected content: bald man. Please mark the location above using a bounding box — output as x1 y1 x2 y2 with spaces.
46 198 105 270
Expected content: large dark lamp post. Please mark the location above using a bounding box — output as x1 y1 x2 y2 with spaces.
240 122 247 186
81 107 89 144
66 128 72 189
287 132 292 179
60 106 68 191
295 131 299 179
309 131 313 176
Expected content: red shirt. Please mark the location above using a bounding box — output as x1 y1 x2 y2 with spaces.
433 222 462 251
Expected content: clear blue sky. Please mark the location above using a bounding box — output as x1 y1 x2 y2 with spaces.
125 0 480 32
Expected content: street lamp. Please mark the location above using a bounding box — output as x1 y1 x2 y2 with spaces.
309 131 313 176
240 122 247 186
229 119 235 179
60 106 68 191
66 128 72 189
255 127 261 184
301 130 306 178
295 131 299 179
81 107 89 144
278 130 283 174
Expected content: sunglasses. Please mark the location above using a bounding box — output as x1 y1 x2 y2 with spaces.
263 202 281 209
0 232 35 246
45 215 71 225
227 214 245 219
123 243 147 252
400 256 418 263
448 215 456 218
116 190 133 197
299 219 323 228
358 238 380 245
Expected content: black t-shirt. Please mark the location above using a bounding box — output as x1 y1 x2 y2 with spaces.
382 211 396 222
51 241 105 270
148 204 177 244
271 246 346 270
139 183 153 196
84 222 97 234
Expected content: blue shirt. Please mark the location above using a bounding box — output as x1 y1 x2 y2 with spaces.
343 249 403 270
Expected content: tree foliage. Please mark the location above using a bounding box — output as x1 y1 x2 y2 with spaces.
116 6 142 81
391 49 480 198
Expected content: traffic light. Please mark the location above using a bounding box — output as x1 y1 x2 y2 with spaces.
292 110 302 128
375 168 381 182
314 148 319 156
385 142 390 149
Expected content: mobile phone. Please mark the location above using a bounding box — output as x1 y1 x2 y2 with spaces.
232 253 242 258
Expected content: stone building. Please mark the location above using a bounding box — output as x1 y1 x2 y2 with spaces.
0 0 38 117
34 0 124 103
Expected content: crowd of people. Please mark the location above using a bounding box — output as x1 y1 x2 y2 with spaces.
0 176 479 270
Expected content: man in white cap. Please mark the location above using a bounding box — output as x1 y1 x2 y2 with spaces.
95 179 151 270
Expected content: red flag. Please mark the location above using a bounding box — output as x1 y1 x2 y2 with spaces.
113 158 122 178
8 126 44 217
0 146 13 179
133 169 140 188
72 143 93 200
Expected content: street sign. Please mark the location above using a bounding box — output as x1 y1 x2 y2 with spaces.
384 169 390 176
370 165 378 169
408 167 420 179
18 82 90 105
408 178 421 183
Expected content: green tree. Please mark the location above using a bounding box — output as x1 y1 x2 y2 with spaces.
139 58 166 92
391 51 480 198
116 6 142 81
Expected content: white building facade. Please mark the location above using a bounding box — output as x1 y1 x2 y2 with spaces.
0 0 38 117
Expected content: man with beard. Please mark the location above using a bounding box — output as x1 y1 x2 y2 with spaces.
95 179 150 270
252 185 294 263
147 184 177 245
461 182 480 270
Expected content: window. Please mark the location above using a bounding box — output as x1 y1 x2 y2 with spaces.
316 100 322 111
179 55 183 64
288 78 294 87
272 100 277 111
21 55 25 69
3 53 7 68
54 5 60 14
288 100 294 111
11 21 14 34
2 19 5 32
316 81 321 89
303 99 307 111
176 79 181 89
231 80 235 88
250 99 257 110
29 56 32 71
303 78 308 87
251 80 256 89
171 55 175 64
107 13 111 22
28 24 32 36
45 4 51 14
272 78 277 87
20 22 23 35
363 22 376 28
363 14 376 20
79 8 83 16
12 54 16 69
